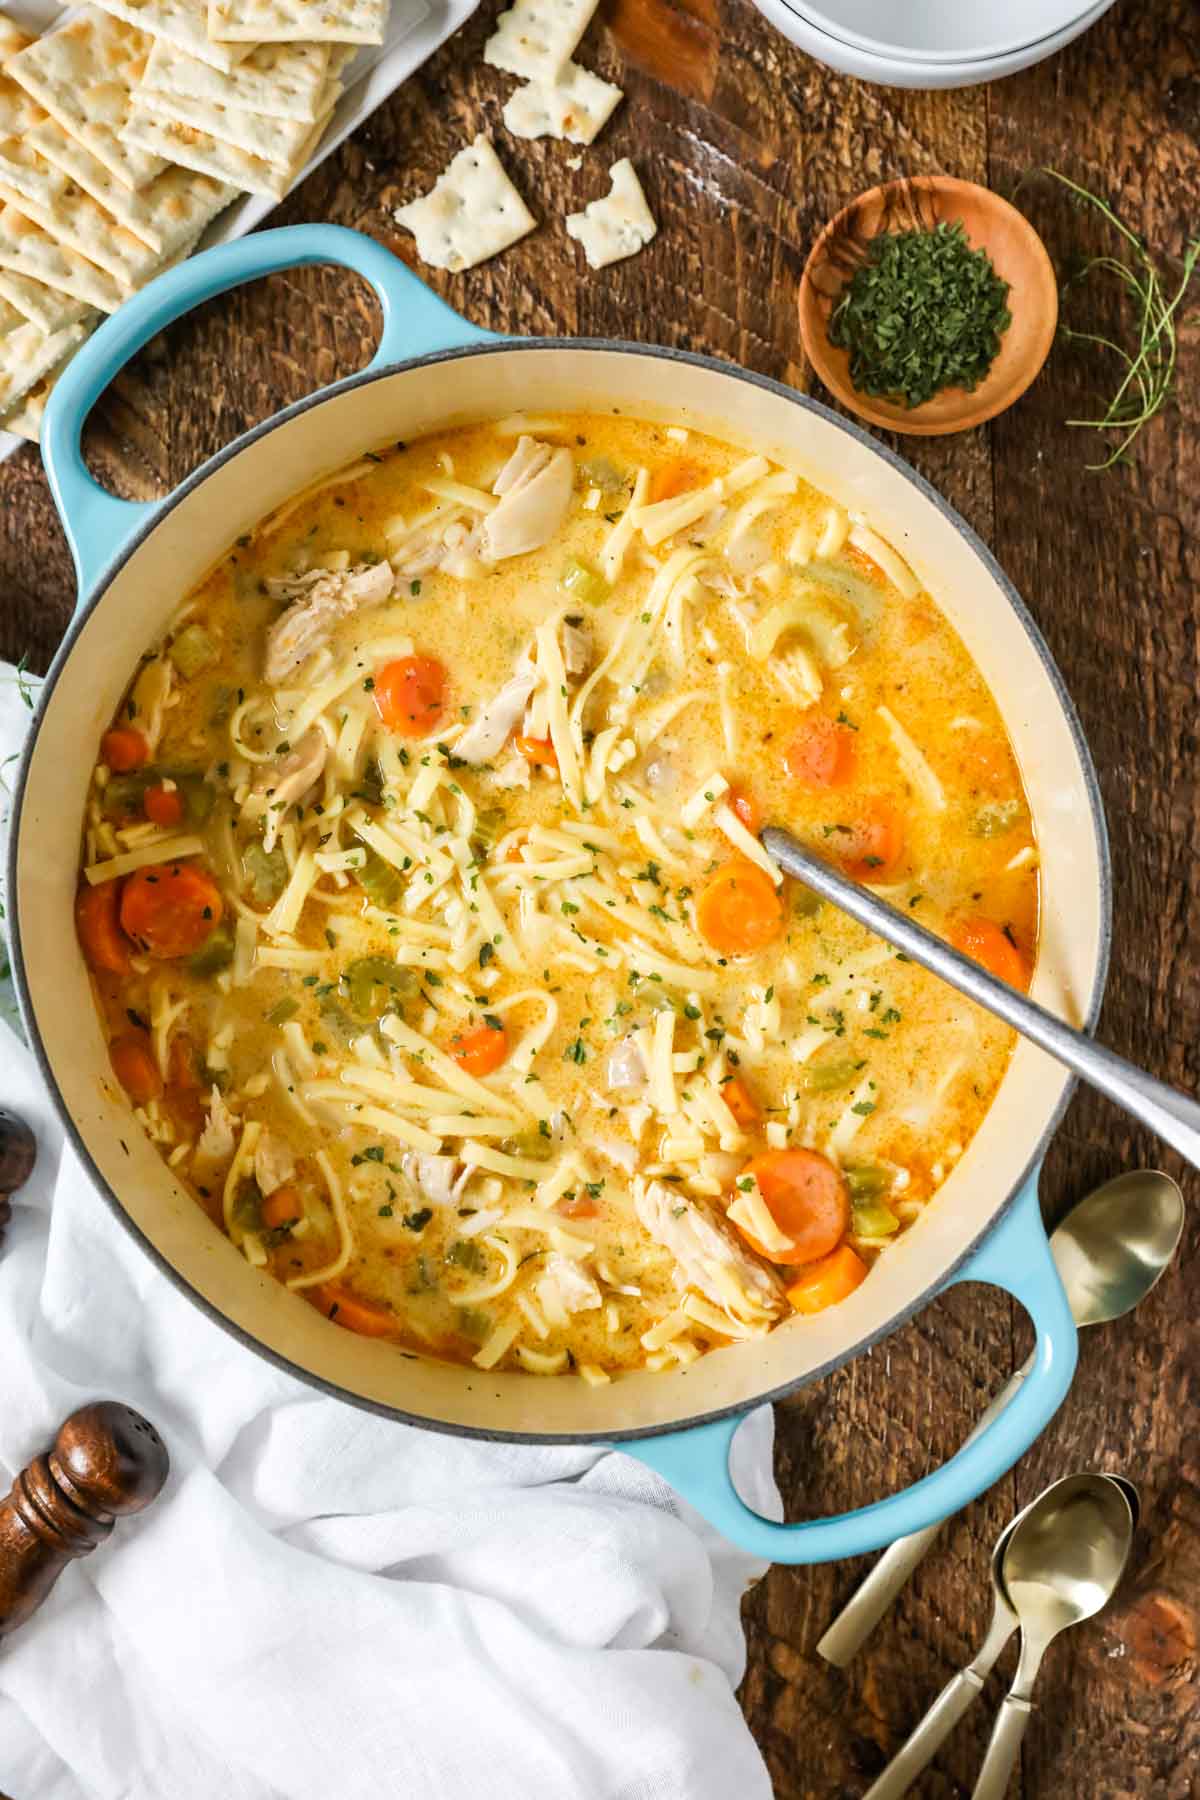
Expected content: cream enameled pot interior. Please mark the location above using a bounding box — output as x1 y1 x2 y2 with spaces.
15 346 1108 1438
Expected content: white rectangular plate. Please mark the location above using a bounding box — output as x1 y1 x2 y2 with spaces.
0 0 481 461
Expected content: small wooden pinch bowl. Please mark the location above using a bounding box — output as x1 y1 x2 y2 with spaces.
798 175 1058 436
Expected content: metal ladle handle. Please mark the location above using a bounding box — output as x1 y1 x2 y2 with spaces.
762 829 1200 1173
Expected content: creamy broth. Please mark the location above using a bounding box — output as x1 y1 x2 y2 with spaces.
75 414 1037 1383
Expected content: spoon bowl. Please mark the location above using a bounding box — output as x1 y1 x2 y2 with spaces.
971 1474 1135 1800
863 1472 1136 1800
1000 1473 1133 1626
1051 1170 1184 1326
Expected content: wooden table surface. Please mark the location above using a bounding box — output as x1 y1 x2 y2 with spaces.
1 1 1196 1794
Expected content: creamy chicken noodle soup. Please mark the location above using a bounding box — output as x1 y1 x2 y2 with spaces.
75 415 1037 1383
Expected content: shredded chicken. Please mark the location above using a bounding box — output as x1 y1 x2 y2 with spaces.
456 667 540 765
391 524 458 579
126 655 173 757
561 619 593 678
192 1087 238 1179
401 1152 459 1208
490 754 532 790
479 437 574 562
540 1253 602 1313
254 726 327 812
605 1037 647 1095
253 1131 297 1196
263 560 394 683
633 1179 784 1323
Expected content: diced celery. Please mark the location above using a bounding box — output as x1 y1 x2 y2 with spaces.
340 955 417 1020
802 1057 858 1094
352 758 384 807
166 770 214 823
501 1129 555 1162
559 556 610 606
232 1178 263 1234
102 771 152 817
579 456 625 493
188 926 234 977
357 845 402 909
845 1165 892 1201
104 765 214 824
852 1201 899 1237
241 839 288 905
168 623 219 679
446 1239 487 1274
471 806 507 858
793 884 822 918
970 799 1023 838
209 684 235 727
457 1306 492 1342
266 998 298 1026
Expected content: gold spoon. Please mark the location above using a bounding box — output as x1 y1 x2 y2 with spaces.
817 1172 1181 1666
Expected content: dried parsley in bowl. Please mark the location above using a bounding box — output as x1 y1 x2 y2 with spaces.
828 221 1012 409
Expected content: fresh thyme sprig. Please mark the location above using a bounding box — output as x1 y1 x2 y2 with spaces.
1043 167 1199 471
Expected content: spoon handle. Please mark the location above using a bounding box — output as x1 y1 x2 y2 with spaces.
762 828 1200 1173
862 1601 1017 1800
818 1362 1029 1666
970 1695 1033 1800
862 1671 992 1800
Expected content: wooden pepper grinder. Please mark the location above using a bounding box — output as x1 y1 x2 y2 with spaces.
0 1105 37 1250
0 1402 170 1638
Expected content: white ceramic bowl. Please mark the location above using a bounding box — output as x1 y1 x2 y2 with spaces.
794 0 1100 64
753 0 1115 88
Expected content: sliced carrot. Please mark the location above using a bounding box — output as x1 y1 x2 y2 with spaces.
449 1019 509 1076
100 726 149 773
650 457 701 503
949 915 1030 990
696 860 784 956
834 798 905 882
119 861 224 959
75 879 131 976
109 1031 163 1106
736 1148 849 1265
316 1283 397 1337
728 785 763 835
722 1074 762 1128
785 714 857 789
261 1184 303 1230
143 782 185 827
373 655 447 736
515 734 558 770
557 1192 599 1219
785 1243 867 1314
843 543 889 588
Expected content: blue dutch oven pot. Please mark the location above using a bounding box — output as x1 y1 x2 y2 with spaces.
10 226 1111 1563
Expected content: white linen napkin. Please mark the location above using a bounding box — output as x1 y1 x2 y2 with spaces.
0 663 778 1800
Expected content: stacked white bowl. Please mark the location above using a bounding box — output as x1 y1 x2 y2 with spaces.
753 0 1116 87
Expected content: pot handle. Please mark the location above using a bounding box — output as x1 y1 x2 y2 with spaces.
41 224 491 600
621 1171 1077 1564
